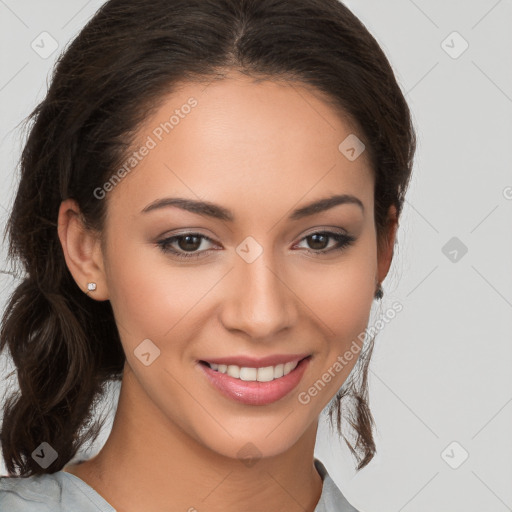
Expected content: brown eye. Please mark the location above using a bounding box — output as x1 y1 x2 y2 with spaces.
306 233 330 250
156 233 216 260
295 231 356 255
176 234 203 252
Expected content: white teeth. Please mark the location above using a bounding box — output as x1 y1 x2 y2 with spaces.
227 365 240 378
240 367 257 381
284 361 296 375
256 366 274 382
207 360 300 381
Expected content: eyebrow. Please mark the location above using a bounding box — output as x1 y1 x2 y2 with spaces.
141 193 364 221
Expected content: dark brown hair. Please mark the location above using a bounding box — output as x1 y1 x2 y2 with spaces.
0 0 415 476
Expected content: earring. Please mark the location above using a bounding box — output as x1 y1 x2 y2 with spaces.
86 282 97 294
374 283 383 300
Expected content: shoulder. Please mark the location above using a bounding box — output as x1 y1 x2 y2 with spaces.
314 459 361 512
0 471 115 512
0 473 61 511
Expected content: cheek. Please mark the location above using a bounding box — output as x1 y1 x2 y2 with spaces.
104 232 242 382
296 279 374 411
294 239 377 389
308 269 374 376
313 269 374 321
295 243 376 334
103 232 202 351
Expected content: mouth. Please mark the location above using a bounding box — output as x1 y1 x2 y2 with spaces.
199 356 310 382
198 355 311 406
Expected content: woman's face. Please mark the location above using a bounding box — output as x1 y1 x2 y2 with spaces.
94 72 394 460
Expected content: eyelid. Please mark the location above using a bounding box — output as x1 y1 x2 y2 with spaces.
156 226 349 247
298 225 349 238
156 227 355 260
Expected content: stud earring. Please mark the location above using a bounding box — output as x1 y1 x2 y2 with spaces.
374 283 383 300
86 282 97 294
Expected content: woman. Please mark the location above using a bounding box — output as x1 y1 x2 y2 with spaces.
0 0 415 510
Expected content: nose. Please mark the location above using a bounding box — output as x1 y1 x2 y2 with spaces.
219 251 298 340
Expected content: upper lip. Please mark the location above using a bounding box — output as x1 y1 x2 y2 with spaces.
200 353 310 368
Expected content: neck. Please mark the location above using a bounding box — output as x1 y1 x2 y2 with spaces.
65 366 324 512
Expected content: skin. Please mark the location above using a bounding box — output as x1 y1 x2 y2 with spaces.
58 71 397 512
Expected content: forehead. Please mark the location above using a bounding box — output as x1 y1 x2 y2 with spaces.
108 72 374 220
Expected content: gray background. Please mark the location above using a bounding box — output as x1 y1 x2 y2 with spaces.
1 1 511 510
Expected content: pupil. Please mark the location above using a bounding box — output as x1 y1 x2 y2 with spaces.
309 233 328 250
179 235 201 251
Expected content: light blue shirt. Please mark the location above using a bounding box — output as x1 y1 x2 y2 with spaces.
0 458 360 511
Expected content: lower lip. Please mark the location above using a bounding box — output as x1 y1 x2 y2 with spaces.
198 357 311 406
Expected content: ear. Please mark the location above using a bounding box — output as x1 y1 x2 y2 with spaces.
376 204 399 286
57 198 109 301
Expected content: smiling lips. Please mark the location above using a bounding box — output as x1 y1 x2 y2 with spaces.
198 354 311 406
205 360 300 382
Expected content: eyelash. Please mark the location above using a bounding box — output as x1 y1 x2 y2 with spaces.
156 230 356 260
